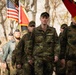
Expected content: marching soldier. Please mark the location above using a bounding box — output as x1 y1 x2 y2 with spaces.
27 12 59 75
56 24 68 75
60 18 76 75
12 21 35 75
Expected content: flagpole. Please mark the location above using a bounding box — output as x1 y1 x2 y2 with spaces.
16 0 21 32
19 0 20 25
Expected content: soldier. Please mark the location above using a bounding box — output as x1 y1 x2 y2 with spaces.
12 21 35 75
2 29 21 75
27 12 59 75
56 24 68 75
60 18 76 75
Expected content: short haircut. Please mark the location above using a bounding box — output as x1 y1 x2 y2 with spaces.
40 12 49 18
8 33 13 36
14 29 20 32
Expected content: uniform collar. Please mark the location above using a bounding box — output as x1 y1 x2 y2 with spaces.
37 25 51 31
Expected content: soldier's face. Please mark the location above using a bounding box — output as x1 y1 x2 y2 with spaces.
40 17 49 25
14 32 21 39
28 26 35 32
60 28 64 33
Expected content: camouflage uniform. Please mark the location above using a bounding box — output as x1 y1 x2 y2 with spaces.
12 40 24 75
28 25 59 75
13 32 34 75
55 24 68 75
56 33 66 75
61 22 76 75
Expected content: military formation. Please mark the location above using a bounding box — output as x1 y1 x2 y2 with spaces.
0 12 76 75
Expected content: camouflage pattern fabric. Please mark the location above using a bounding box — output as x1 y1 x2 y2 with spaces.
61 22 76 75
66 60 76 75
28 25 59 75
55 59 66 75
34 57 53 75
13 32 34 75
55 33 66 75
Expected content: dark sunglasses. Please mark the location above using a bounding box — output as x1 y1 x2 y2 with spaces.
30 25 35 27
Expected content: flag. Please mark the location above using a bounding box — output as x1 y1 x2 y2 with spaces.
62 0 76 21
19 4 29 26
7 0 18 21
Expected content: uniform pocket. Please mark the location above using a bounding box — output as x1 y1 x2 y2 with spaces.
46 33 54 43
35 35 43 43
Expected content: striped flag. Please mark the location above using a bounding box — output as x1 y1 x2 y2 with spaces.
62 0 76 21
7 0 19 21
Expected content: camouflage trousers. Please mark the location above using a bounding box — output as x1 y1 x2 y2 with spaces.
23 62 35 75
16 68 24 75
66 60 76 75
34 57 53 75
55 60 66 75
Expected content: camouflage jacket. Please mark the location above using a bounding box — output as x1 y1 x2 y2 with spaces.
59 33 64 59
13 32 32 65
27 25 60 61
60 22 76 60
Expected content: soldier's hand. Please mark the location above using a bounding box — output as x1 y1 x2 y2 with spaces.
12 65 16 69
60 59 65 67
54 56 58 62
16 64 22 69
2 62 7 69
28 60 33 66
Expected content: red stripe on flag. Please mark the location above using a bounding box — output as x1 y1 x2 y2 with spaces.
62 0 76 21
7 14 18 18
7 11 18 16
7 9 18 13
7 0 19 21
7 16 18 21
19 5 29 26
7 9 18 21
7 13 18 17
